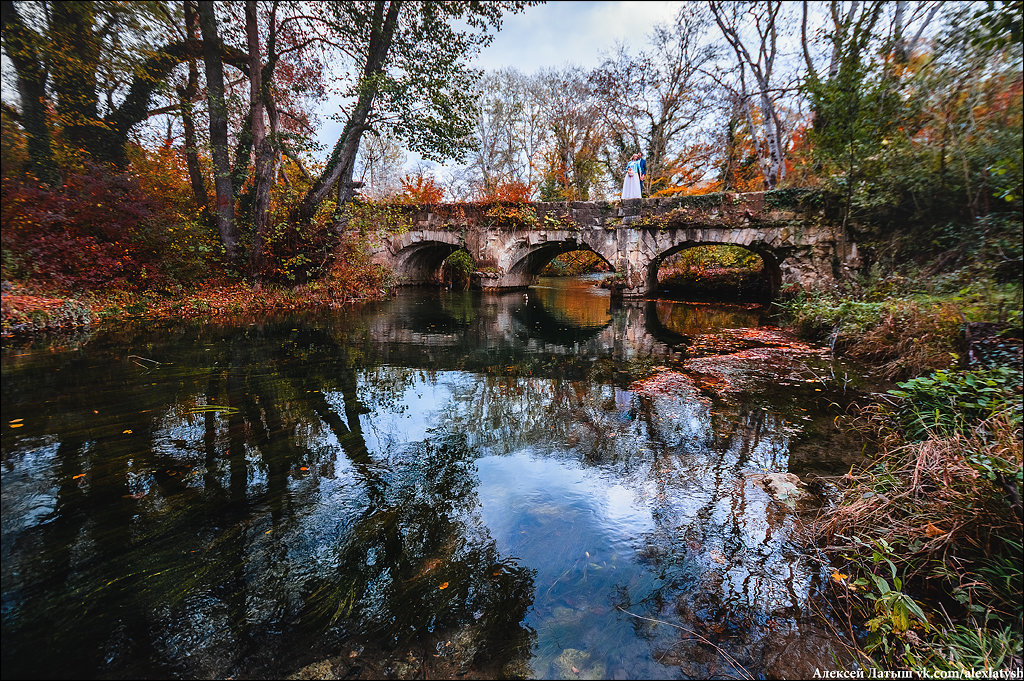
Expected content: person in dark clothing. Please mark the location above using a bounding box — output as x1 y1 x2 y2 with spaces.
637 152 647 196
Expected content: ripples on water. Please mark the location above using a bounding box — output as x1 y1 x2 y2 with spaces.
1 277 870 679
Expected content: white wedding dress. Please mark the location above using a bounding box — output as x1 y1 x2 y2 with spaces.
621 162 641 200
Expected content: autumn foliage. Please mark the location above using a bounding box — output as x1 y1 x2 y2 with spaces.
397 174 445 204
478 180 534 203
1 167 181 290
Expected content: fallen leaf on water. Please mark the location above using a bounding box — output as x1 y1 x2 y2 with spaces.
122 429 133 434
72 473 86 480
93 410 99 414
265 529 272 534
9 423 24 428
572 666 580 674
299 466 308 471
9 418 23 423
439 582 449 590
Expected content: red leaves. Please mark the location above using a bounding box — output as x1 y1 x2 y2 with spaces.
1 169 170 290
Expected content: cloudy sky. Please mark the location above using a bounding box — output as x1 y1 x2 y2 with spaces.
314 1 690 160
475 1 688 73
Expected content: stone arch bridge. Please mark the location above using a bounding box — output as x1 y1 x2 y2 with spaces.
368 191 858 297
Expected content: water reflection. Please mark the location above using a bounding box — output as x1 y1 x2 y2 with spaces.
1 279 862 679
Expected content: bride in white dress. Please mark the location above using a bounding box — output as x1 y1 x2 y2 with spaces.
621 154 642 200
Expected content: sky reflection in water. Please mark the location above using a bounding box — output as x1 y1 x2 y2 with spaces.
1 278 862 679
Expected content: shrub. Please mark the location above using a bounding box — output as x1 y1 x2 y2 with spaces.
1 168 175 290
397 174 445 204
478 180 534 203
887 367 1023 440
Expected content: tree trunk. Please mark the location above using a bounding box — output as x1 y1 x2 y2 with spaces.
180 1 209 215
292 0 400 224
50 3 102 160
1 0 58 183
246 0 275 276
197 0 240 262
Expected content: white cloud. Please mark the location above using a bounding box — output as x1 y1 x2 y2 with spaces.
476 1 687 74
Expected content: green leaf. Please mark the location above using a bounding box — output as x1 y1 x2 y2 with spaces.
892 600 910 632
872 574 891 595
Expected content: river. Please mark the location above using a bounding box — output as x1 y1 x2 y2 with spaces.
1 276 872 679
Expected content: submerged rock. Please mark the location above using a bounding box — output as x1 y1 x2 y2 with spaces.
761 472 809 510
551 648 606 680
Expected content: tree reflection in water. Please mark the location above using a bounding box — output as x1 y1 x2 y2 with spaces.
2 284 857 679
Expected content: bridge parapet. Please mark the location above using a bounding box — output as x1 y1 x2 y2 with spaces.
394 190 818 232
367 190 857 297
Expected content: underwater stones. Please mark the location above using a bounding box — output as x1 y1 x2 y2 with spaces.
551 648 606 680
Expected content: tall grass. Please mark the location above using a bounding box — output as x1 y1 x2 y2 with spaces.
776 272 1022 379
816 366 1023 674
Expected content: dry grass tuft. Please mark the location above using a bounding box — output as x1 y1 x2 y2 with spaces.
819 411 1022 560
838 301 963 380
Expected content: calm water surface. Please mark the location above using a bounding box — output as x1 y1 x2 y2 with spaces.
2 277 870 679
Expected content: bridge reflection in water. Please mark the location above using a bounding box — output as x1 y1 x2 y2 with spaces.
1 278 859 680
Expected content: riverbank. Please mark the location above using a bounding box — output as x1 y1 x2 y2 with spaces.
776 274 1023 675
1 269 395 338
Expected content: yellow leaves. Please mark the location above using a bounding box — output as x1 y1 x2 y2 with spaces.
72 473 86 480
830 570 861 591
438 582 449 590
122 429 133 434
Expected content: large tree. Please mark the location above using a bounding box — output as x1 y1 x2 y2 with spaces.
290 1 536 223
534 68 605 202
0 0 248 171
589 3 718 195
709 0 795 189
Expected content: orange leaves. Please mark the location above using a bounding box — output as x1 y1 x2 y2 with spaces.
398 174 445 204
478 180 534 203
438 582 449 590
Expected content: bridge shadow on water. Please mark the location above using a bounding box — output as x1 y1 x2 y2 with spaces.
1 278 868 680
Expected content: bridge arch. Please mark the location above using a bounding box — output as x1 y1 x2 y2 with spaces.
646 241 783 297
501 237 617 288
391 235 468 285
